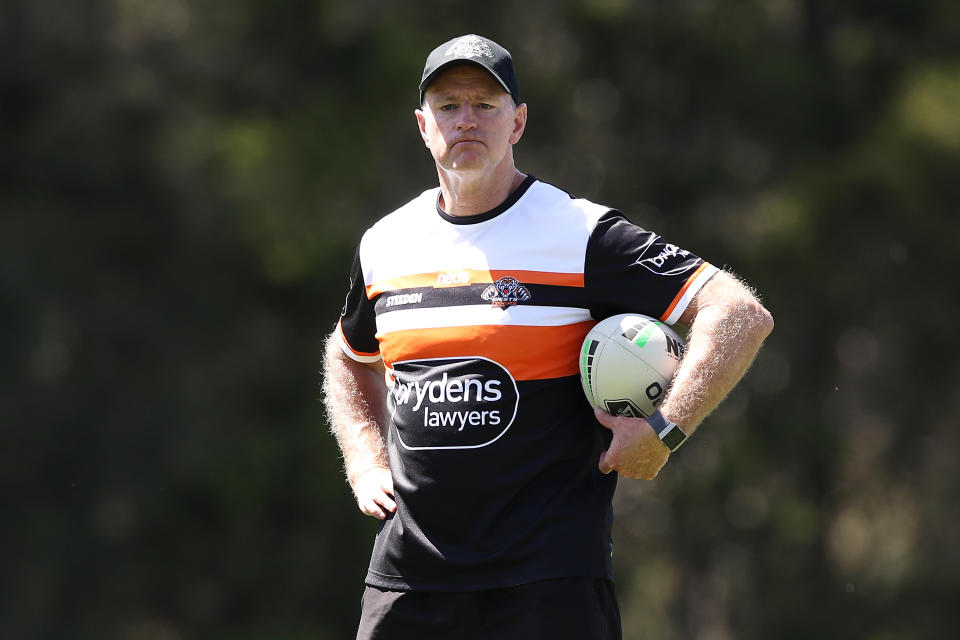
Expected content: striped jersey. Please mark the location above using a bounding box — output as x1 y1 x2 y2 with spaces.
336 176 717 591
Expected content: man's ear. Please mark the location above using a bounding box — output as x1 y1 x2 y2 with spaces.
415 108 430 148
510 103 528 145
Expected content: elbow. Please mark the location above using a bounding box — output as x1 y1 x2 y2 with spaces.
753 302 774 342
728 292 773 345
694 271 773 343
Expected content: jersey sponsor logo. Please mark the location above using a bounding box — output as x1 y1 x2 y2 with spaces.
435 271 472 287
385 292 424 308
388 356 519 450
635 243 697 276
480 276 531 308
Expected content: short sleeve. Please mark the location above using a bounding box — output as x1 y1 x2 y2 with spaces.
336 247 381 363
584 211 718 325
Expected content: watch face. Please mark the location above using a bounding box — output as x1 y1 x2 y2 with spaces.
660 424 686 451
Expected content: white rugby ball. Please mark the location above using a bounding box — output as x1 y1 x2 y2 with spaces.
579 314 686 419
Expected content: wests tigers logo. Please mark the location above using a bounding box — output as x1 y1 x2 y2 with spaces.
481 276 531 309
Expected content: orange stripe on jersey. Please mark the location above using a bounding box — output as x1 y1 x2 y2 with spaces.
660 262 711 322
378 321 596 381
366 271 483 297
366 270 584 298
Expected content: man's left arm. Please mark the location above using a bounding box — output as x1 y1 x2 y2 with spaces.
596 270 774 479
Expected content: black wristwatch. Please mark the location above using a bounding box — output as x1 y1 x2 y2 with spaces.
647 410 687 452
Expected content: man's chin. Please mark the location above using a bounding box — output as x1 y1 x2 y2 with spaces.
447 157 487 172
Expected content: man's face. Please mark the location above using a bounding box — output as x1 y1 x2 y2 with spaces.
416 65 527 176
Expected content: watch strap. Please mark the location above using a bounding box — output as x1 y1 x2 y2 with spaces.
647 410 687 452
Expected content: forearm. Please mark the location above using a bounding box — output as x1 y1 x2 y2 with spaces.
660 272 774 434
321 332 390 486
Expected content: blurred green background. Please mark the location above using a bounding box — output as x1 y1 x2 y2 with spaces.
2 1 959 638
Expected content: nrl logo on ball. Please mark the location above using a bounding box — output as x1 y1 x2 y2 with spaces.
481 276 531 308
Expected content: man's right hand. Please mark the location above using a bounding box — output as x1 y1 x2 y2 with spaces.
351 466 397 520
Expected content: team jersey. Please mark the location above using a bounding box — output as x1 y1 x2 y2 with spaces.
336 176 717 591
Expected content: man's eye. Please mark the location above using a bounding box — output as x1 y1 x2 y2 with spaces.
440 104 457 111
478 103 494 109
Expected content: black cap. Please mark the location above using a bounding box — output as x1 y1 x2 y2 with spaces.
419 34 520 106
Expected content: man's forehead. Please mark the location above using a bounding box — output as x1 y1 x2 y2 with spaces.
425 63 509 96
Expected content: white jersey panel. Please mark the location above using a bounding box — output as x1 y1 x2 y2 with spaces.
358 181 610 288
376 304 593 335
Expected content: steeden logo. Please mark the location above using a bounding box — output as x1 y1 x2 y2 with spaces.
481 276 531 308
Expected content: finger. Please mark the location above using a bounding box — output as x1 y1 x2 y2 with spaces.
379 476 395 497
357 491 393 520
377 479 397 513
594 407 615 429
358 489 394 519
377 492 397 514
359 499 387 520
598 449 614 475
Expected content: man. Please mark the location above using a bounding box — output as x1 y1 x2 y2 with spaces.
322 34 773 639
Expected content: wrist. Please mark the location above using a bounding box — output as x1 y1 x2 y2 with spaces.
647 410 688 452
346 462 390 487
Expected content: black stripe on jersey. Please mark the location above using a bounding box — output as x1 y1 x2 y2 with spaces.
374 283 588 314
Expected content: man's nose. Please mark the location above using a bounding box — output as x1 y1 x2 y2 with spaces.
456 103 478 129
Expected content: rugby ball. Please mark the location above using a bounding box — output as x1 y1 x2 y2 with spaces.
579 314 686 419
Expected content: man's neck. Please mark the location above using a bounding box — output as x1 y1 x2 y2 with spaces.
437 167 528 217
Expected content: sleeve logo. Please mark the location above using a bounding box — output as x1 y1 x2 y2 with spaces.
481 276 531 308
635 242 697 276
340 274 353 317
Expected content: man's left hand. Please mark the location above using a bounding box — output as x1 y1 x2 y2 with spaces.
595 407 670 479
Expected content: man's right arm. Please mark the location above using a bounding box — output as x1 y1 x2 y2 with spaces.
322 331 397 520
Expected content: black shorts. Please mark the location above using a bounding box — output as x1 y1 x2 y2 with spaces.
356 577 622 640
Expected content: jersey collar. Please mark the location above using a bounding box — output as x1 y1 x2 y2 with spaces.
435 174 537 225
